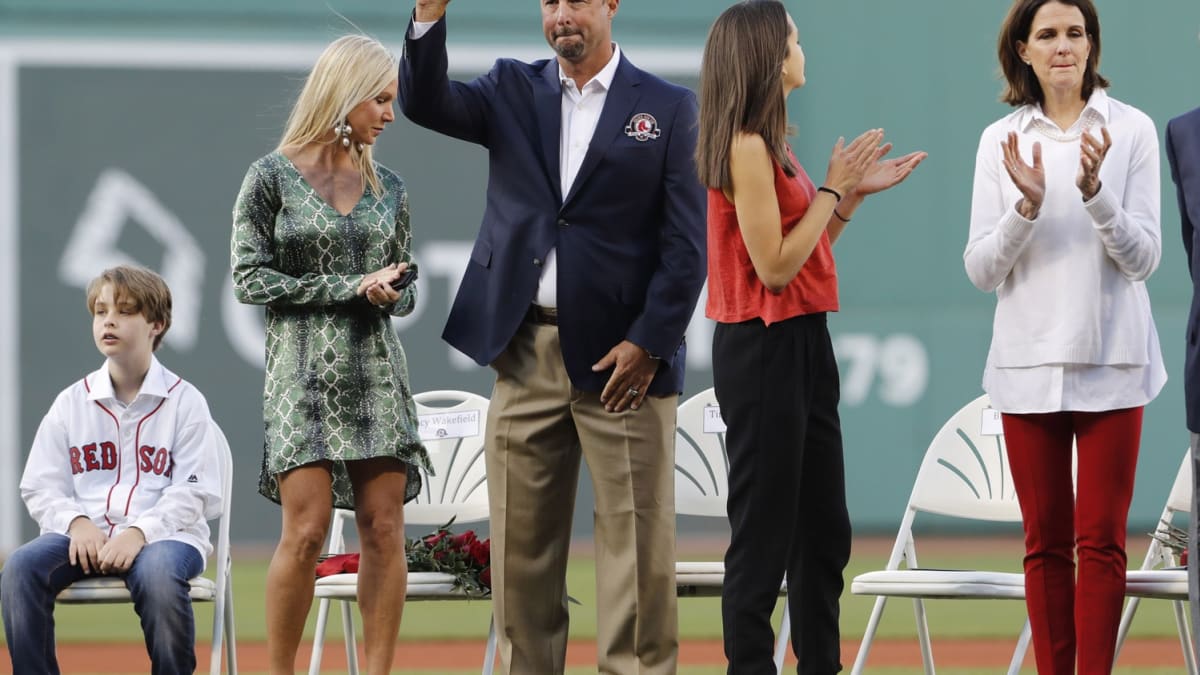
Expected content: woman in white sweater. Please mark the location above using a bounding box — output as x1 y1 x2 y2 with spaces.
964 1 1164 673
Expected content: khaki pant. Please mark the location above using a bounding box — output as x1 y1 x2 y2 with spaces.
486 320 678 675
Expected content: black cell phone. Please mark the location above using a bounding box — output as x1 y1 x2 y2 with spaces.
389 267 418 291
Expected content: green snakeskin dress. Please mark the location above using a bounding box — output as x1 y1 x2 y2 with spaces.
231 151 432 507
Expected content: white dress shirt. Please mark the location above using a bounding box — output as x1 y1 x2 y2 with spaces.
964 89 1166 413
410 19 621 308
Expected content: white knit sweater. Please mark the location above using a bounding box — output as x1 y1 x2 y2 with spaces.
964 89 1166 413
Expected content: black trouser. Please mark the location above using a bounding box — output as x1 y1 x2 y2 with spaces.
714 313 851 675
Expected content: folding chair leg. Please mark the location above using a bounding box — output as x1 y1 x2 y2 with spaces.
1171 599 1198 675
482 614 497 675
773 603 790 674
849 595 889 675
308 597 333 675
1114 595 1142 663
210 595 225 675
342 599 359 675
1007 618 1031 675
224 591 238 675
912 598 934 675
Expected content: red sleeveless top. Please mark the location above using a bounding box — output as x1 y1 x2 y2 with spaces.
705 148 839 325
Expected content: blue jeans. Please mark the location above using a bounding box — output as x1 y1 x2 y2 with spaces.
1 533 203 675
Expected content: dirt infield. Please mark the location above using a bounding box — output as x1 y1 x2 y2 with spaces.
0 636 1189 673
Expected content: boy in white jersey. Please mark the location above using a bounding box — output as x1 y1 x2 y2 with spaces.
0 265 222 675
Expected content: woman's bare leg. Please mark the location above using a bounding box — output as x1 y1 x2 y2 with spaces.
346 457 409 675
266 463 333 675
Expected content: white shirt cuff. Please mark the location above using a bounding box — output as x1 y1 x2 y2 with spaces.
999 203 1036 240
409 19 437 40
1083 183 1120 229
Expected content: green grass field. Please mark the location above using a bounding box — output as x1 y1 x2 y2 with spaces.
1 542 1190 674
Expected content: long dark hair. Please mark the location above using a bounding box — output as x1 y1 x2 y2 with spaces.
696 0 796 190
997 0 1109 106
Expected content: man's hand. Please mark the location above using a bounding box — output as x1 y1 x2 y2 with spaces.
67 516 108 575
415 0 451 23
593 340 659 413
97 527 147 575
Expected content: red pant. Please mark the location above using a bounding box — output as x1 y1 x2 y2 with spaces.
1001 407 1142 675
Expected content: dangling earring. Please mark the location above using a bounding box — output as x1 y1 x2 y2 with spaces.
334 120 352 148
356 142 364 152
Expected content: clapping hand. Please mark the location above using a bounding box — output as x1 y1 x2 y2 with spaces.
823 129 885 198
1076 127 1110 201
854 144 928 196
1001 131 1044 220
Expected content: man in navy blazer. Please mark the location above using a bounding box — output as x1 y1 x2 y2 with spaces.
1167 101 1200 662
399 1 705 673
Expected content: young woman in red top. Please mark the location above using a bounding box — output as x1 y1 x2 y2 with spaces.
696 2 925 671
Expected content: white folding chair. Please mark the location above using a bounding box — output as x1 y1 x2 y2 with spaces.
55 419 238 675
849 394 1030 675
309 390 496 675
1116 448 1196 674
674 387 788 674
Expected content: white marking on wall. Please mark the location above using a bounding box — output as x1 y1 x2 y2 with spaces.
0 48 20 554
0 39 701 77
59 169 205 351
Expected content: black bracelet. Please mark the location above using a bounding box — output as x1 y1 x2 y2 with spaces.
833 209 850 223
816 186 842 202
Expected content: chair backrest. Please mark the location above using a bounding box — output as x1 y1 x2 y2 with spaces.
1164 448 1192 516
1137 448 1193 568
209 419 234 569
906 394 1023 523
674 388 729 518
408 390 490 526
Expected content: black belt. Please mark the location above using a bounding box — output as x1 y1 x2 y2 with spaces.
526 305 558 326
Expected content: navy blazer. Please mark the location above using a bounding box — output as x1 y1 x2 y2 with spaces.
1167 107 1200 431
399 18 707 395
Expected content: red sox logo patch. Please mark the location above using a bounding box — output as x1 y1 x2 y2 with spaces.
624 113 661 142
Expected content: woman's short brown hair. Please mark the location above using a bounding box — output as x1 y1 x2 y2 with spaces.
997 0 1109 107
86 265 173 351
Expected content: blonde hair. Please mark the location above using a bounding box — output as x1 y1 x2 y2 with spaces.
86 265 173 351
278 35 398 196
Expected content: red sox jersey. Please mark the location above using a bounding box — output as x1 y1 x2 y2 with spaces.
19 357 223 562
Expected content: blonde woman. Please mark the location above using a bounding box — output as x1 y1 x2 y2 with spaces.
231 35 432 674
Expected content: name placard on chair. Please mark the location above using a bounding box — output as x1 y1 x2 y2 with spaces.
702 405 726 434
418 410 481 441
980 408 1004 436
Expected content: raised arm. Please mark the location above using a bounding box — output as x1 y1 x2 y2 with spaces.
1080 120 1161 282
399 0 496 146
964 127 1041 292
731 129 880 293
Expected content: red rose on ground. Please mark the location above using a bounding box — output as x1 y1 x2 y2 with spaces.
423 531 449 548
469 539 490 566
451 530 478 550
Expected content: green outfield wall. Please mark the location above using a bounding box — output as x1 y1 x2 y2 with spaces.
1 0 1198 550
